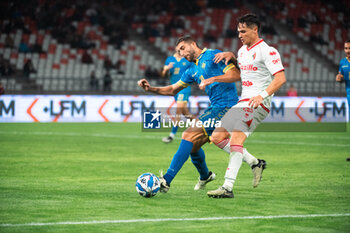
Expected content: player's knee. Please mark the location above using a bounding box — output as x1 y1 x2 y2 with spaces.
229 131 247 145
211 127 229 145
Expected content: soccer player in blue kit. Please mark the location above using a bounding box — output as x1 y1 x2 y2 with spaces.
336 40 350 122
161 52 193 143
138 36 266 193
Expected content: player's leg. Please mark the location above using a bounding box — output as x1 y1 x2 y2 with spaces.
347 91 350 121
212 132 266 187
208 103 257 198
184 126 213 185
162 95 181 143
347 92 350 161
164 90 195 143
210 126 261 170
162 101 181 143
190 106 230 190
211 103 266 188
222 130 246 191
162 90 192 143
159 125 209 193
191 148 216 190
183 126 216 190
211 104 259 166
213 136 258 165
207 130 246 198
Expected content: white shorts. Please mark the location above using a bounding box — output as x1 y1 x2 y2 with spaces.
220 100 270 137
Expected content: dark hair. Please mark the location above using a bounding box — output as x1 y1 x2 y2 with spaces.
238 13 261 32
345 40 350 43
175 35 198 47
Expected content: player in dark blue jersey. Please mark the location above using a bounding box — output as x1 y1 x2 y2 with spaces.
138 36 262 193
336 40 350 122
161 52 193 143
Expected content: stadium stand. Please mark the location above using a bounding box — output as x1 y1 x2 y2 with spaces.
257 0 350 66
0 0 348 96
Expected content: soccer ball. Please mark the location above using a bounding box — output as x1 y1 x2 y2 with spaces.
135 173 160 198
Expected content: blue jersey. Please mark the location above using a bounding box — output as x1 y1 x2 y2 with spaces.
165 55 192 102
165 56 192 84
339 57 350 94
177 48 238 108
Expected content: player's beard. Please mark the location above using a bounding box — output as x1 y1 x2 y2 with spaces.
187 49 196 62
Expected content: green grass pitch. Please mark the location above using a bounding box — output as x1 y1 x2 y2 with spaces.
0 123 349 233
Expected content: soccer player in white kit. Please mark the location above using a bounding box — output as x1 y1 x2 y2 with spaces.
200 13 287 198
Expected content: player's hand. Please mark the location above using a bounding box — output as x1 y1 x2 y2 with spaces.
213 52 236 65
199 78 214 90
137 79 150 91
164 63 174 71
248 95 263 109
336 72 344 82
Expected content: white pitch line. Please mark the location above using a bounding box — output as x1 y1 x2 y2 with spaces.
1 213 350 227
1 131 350 147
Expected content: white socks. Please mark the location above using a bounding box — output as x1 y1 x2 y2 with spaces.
216 138 258 167
242 148 259 167
223 146 243 191
215 138 260 192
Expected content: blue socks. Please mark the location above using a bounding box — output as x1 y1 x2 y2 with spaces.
163 140 193 184
190 148 209 180
163 140 209 185
171 126 178 136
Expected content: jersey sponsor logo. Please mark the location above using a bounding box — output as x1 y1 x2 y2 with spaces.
272 58 281 64
269 51 277 56
239 63 258 71
242 81 253 87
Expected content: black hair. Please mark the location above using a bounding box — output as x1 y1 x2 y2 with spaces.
238 13 261 32
175 36 199 47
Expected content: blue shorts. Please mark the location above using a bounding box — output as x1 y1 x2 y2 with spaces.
198 106 231 137
175 86 191 102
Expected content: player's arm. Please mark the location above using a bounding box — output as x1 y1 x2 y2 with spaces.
161 63 174 77
213 52 237 65
199 67 240 90
138 79 184 96
336 71 344 82
248 71 287 108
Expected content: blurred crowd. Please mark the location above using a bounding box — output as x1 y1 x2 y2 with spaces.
0 0 348 93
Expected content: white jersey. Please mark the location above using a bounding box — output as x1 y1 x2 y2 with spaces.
237 39 284 108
